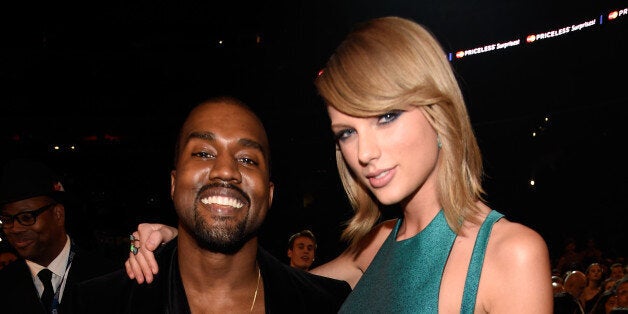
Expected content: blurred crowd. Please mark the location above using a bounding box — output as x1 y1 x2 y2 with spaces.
552 236 628 313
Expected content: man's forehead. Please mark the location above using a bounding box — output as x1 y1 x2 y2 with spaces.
295 237 315 244
2 196 50 213
182 123 268 149
195 101 255 119
188 104 266 139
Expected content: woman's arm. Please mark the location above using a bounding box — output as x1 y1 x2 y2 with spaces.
124 223 178 284
310 251 364 288
310 219 395 288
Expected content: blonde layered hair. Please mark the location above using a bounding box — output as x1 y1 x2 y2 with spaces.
315 16 485 248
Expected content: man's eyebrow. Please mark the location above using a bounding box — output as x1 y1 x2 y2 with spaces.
188 131 215 142
187 132 266 155
239 138 264 153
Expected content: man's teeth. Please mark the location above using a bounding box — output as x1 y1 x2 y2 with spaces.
201 196 244 208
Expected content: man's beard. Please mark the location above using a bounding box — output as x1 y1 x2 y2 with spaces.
186 205 254 254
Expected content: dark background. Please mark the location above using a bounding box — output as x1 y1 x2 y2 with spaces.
1 0 626 267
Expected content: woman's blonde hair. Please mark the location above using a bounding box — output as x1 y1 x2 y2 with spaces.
315 16 485 248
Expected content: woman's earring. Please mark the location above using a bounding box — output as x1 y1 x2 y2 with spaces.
437 136 442 149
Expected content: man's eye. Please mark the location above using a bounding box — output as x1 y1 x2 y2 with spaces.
20 213 35 222
192 151 215 159
378 110 402 124
239 157 258 166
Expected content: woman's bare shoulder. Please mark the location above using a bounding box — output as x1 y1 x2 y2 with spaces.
490 217 548 257
478 216 553 312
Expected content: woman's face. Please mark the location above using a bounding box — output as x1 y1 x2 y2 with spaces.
328 105 440 205
587 264 603 281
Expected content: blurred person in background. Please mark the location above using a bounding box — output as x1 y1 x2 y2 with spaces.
0 242 18 270
554 270 586 314
287 229 317 271
615 277 628 308
0 158 116 314
582 262 605 313
611 263 625 281
590 289 618 314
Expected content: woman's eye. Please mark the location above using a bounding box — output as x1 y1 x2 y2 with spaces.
378 111 402 124
334 129 356 141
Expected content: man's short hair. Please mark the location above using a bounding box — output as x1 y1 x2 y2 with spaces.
288 230 317 249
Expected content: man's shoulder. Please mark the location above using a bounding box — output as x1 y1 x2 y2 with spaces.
69 242 120 280
258 249 351 297
259 246 349 286
258 247 351 312
0 259 43 313
553 292 579 307
71 267 132 308
78 268 129 287
67 241 178 314
65 269 142 314
76 239 178 292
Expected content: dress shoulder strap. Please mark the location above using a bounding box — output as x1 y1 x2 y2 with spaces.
460 210 504 314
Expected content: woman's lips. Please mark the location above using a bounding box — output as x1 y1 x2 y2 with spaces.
367 167 396 188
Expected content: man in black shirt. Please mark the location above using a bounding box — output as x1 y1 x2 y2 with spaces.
69 96 351 313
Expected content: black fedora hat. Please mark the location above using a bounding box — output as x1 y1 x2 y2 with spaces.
0 158 66 206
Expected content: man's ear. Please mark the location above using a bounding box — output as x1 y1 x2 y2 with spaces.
53 204 65 225
268 181 274 207
170 170 177 199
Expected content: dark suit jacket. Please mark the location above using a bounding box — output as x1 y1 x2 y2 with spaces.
553 291 585 314
69 240 351 314
0 241 117 314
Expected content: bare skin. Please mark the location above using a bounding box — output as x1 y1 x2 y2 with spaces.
177 233 264 313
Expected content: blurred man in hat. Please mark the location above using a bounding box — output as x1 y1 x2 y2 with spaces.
0 158 116 314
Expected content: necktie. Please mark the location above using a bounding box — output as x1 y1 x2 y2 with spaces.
38 269 54 313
